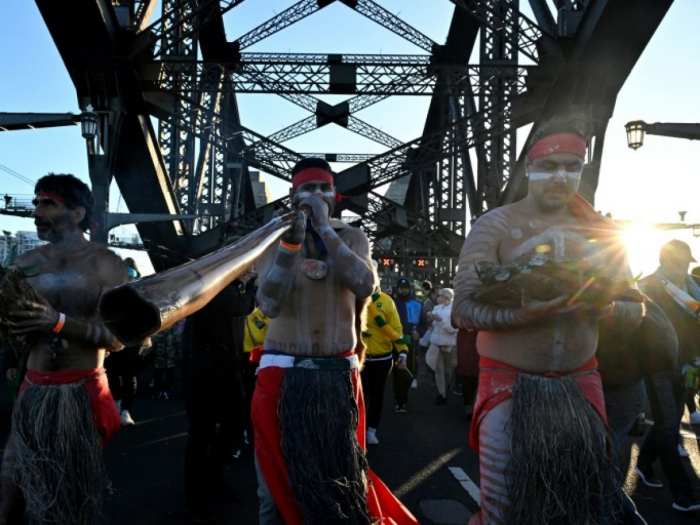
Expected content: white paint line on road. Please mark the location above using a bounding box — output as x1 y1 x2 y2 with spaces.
448 466 480 506
647 419 700 441
393 449 460 498
680 430 700 440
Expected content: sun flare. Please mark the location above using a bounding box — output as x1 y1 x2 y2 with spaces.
620 222 666 278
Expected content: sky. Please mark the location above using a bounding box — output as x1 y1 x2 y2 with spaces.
1 0 699 278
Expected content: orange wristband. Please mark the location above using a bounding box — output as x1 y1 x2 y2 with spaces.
52 313 66 334
279 240 301 251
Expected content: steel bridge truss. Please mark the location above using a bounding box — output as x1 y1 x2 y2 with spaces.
142 0 566 272
36 0 674 276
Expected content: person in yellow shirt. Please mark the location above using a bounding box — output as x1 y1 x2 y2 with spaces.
361 279 410 445
244 307 269 357
243 305 269 444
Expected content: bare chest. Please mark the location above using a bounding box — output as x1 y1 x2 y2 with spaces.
28 266 103 319
497 223 604 267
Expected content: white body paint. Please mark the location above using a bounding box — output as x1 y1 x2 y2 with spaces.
528 170 582 181
295 190 336 200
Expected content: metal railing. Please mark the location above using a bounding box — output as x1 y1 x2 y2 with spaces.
1 194 34 217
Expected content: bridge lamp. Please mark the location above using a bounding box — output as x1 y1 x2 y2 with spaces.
80 105 100 156
80 105 99 140
625 120 646 150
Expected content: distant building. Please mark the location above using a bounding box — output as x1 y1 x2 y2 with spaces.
249 171 271 208
16 231 46 256
0 234 14 265
0 231 46 265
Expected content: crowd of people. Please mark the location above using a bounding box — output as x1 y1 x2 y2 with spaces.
1 119 700 525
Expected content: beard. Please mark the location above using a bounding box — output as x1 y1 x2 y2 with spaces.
535 186 574 211
35 216 72 243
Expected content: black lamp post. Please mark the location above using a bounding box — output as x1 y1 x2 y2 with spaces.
625 120 700 150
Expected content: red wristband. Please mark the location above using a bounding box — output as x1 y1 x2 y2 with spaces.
52 313 66 334
280 240 302 251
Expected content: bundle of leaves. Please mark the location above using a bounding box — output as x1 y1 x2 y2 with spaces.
0 265 45 354
472 258 643 307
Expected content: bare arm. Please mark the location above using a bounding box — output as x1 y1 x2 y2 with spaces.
256 210 305 318
317 225 375 299
453 213 529 330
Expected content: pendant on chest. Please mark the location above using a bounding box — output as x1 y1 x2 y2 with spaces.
300 259 329 280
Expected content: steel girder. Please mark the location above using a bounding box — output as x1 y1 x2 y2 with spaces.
156 0 198 227
33 0 677 272
450 0 558 63
149 91 302 182
233 0 333 51
144 0 247 57
500 0 676 206
476 0 519 212
0 113 79 131
145 55 530 96
346 0 437 52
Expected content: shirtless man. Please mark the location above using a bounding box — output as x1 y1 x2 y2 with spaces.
252 158 417 525
453 122 644 525
0 174 127 525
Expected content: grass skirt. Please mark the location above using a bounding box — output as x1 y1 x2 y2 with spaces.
506 373 622 525
279 367 372 525
11 380 109 525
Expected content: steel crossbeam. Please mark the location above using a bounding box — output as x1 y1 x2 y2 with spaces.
234 0 331 51
300 153 376 162
349 0 437 52
147 57 530 96
228 67 404 148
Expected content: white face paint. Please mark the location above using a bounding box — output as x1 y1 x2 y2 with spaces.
528 170 582 181
294 189 335 201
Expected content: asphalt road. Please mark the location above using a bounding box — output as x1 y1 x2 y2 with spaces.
1 368 700 524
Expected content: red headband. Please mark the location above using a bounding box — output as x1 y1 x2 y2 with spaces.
292 167 334 188
36 191 74 207
528 133 586 161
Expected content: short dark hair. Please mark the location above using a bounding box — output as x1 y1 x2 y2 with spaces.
421 280 432 290
526 116 590 153
291 158 334 178
35 174 94 233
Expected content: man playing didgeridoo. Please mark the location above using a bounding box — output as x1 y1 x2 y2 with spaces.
252 158 417 525
453 120 644 525
0 174 127 525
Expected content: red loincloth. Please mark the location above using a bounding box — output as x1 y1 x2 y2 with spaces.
20 367 121 447
469 356 607 452
251 357 418 525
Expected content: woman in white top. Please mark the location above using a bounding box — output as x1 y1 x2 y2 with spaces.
426 288 458 405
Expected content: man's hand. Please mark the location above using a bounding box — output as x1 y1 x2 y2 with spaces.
397 355 407 369
239 265 256 285
281 209 307 245
518 291 584 325
9 297 60 335
300 194 330 230
5 368 17 382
